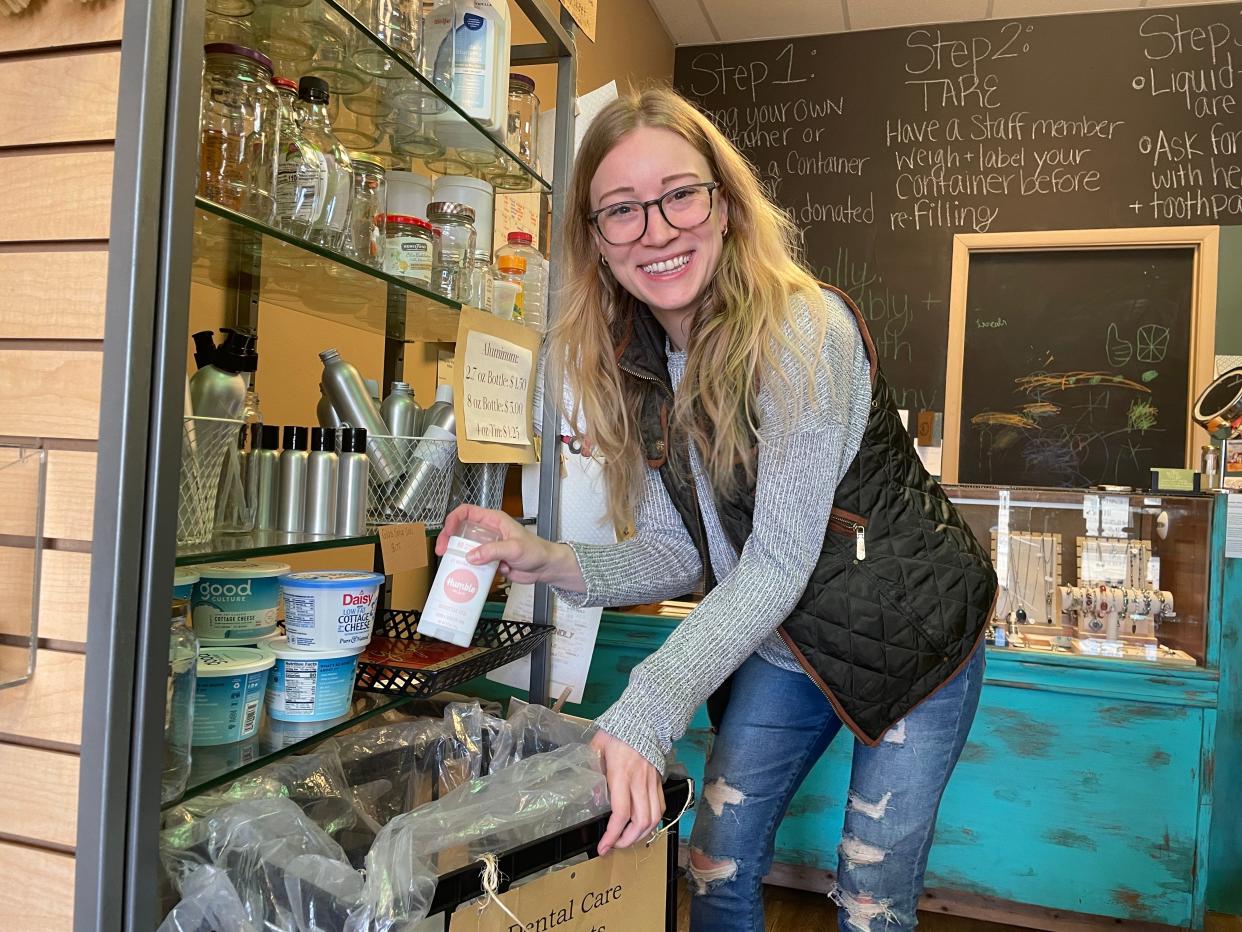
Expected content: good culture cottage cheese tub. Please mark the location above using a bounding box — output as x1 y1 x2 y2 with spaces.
264 636 365 722
191 561 290 640
173 567 200 601
192 647 275 746
196 629 283 649
281 571 384 650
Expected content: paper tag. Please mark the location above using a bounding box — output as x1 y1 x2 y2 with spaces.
379 522 428 573
462 330 534 445
1101 496 1130 536
995 489 1011 583
449 833 666 931
1082 495 1101 537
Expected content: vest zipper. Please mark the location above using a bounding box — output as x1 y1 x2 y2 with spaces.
827 511 867 561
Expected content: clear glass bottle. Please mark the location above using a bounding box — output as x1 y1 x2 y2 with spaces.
506 73 539 169
356 0 422 76
496 231 546 331
346 153 387 268
467 248 494 311
273 76 327 238
297 76 355 252
198 43 279 223
495 254 526 322
428 201 477 301
163 599 199 804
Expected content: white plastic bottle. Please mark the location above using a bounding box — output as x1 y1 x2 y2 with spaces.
496 231 546 331
417 520 500 646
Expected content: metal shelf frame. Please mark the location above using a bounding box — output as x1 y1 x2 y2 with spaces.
75 0 577 927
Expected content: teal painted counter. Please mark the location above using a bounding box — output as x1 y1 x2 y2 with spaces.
465 497 1241 928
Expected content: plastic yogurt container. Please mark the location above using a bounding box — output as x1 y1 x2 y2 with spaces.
195 629 283 649
264 636 365 722
191 561 289 641
191 647 275 747
281 571 385 650
173 567 200 601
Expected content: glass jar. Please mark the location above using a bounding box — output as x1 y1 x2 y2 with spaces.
384 214 434 286
163 599 199 804
273 76 327 238
356 0 422 76
304 4 372 98
198 43 279 223
468 248 494 311
296 76 355 251
252 5 315 76
506 73 539 169
347 153 387 268
428 201 477 301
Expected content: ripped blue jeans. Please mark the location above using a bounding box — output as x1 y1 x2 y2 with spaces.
687 647 985 932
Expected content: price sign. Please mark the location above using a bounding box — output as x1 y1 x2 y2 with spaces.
453 306 541 464
379 522 428 573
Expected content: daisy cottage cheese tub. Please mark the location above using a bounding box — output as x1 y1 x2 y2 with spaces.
190 561 290 641
281 571 385 650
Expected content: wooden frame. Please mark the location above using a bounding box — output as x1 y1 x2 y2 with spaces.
943 226 1219 483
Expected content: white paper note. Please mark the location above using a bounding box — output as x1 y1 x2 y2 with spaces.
461 331 533 445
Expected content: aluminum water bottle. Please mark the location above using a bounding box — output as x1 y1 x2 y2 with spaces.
336 427 370 536
319 349 400 482
305 427 338 535
381 381 422 437
317 384 342 430
278 426 309 532
391 384 456 514
250 424 281 530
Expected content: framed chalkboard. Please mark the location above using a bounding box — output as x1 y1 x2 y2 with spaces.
943 227 1218 486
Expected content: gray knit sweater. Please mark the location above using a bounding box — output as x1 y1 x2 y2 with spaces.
559 289 872 773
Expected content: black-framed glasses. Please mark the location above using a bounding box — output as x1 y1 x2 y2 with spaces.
588 181 719 246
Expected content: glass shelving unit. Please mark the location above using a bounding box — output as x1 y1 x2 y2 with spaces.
176 526 380 565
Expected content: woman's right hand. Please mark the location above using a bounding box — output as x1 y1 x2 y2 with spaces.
436 504 585 591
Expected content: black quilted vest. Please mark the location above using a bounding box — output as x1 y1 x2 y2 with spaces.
614 285 997 745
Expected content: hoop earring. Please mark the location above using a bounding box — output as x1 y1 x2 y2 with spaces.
599 255 609 268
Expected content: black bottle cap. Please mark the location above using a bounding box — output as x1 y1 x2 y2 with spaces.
213 328 257 374
249 422 262 448
339 427 368 453
283 425 308 451
191 330 218 370
260 424 280 450
311 426 336 451
299 75 330 104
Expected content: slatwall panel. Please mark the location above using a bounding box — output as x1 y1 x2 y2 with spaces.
0 0 122 922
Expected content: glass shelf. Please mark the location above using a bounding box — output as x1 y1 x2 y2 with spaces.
169 692 412 806
205 0 549 192
175 526 384 566
192 199 464 342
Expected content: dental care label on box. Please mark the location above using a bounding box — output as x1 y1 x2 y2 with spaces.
449 833 666 932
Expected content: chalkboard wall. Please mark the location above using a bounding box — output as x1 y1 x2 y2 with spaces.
673 3 1242 423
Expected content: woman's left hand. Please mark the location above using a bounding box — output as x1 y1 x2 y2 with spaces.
591 731 665 856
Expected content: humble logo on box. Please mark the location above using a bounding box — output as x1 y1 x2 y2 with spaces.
444 569 479 603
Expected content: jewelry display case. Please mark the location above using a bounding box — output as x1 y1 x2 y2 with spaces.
944 485 1213 667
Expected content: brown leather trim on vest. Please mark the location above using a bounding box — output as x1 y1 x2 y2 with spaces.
820 282 879 390
647 403 669 468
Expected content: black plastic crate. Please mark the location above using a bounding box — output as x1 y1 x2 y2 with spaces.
355 608 554 698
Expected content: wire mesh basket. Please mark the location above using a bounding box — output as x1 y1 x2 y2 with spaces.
177 416 245 546
366 435 456 529
447 462 509 513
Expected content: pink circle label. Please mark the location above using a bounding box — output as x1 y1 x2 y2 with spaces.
444 568 479 603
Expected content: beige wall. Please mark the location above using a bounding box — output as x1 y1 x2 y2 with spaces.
509 0 675 100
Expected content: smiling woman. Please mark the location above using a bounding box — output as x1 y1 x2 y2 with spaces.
434 87 996 932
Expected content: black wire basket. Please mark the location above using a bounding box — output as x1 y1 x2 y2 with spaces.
354 608 553 698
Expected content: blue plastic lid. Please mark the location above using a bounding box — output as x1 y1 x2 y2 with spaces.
281 571 385 588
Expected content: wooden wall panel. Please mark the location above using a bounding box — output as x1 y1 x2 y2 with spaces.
0 745 78 849
0 50 121 148
0 549 92 645
0 648 84 750
0 842 74 931
0 350 102 440
0 149 113 242
0 247 108 339
0 0 124 55
45 450 97 542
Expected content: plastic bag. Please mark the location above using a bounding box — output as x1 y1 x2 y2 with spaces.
500 697 593 766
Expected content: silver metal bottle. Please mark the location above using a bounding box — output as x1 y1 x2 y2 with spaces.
304 427 338 535
317 384 343 430
381 381 422 437
392 384 457 515
251 424 281 530
319 349 400 482
278 425 309 533
336 427 370 535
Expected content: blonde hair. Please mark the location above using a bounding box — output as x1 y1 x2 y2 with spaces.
547 87 826 527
